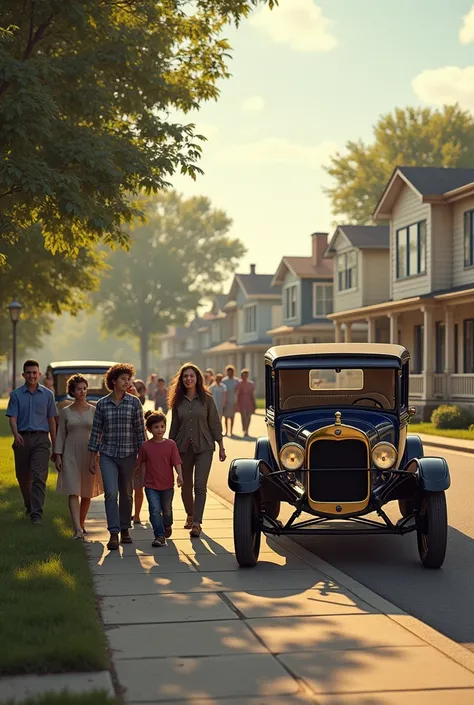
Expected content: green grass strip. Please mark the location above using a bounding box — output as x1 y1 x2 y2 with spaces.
409 422 474 441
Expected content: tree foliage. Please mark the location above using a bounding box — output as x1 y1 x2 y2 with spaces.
326 105 474 224
96 191 246 376
0 0 276 256
0 226 104 359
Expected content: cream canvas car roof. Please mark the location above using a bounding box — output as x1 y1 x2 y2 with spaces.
266 343 407 361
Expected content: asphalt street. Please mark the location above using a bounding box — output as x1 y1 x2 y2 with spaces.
207 413 474 651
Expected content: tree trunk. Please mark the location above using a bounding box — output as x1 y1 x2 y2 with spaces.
140 330 149 381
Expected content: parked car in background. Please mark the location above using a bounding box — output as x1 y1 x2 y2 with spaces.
46 360 116 410
229 343 451 570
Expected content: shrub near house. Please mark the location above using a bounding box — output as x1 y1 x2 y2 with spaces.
431 405 474 430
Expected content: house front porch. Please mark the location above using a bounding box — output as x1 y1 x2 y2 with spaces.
328 286 474 420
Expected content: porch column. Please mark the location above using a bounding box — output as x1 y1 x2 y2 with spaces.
237 352 244 374
389 313 398 344
335 321 342 343
367 317 376 344
344 322 352 343
423 306 434 400
444 306 454 400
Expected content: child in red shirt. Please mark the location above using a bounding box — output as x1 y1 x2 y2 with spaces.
138 411 183 547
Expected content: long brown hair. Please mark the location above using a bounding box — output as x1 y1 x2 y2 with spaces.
168 362 210 408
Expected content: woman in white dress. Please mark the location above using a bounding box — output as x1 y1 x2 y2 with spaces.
55 374 103 539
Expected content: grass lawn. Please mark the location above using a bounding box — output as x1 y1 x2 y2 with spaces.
0 401 109 676
3 694 119 705
256 397 264 409
409 422 474 441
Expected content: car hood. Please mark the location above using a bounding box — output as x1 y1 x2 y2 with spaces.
279 409 397 448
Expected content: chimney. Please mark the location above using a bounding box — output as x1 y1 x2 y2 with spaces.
311 232 328 267
250 263 256 275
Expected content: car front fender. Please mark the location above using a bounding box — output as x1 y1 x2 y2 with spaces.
401 434 424 465
228 459 262 494
254 437 277 469
404 456 451 492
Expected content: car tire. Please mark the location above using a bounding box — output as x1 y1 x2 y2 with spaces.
264 500 281 521
233 493 261 568
416 491 448 569
398 499 416 518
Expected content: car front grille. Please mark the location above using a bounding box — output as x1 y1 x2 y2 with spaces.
308 439 369 503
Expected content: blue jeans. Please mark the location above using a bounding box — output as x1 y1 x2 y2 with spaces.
145 487 174 537
99 454 136 534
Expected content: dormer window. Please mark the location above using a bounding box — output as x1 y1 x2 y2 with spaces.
396 220 426 278
284 284 298 319
337 251 357 291
464 210 474 268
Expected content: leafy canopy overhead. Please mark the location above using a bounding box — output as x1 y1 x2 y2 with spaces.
325 105 474 224
96 190 246 374
0 0 276 255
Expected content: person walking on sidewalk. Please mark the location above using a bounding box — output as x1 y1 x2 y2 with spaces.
88 363 146 550
236 368 256 438
222 364 239 437
169 363 226 537
6 359 58 524
154 377 169 414
55 374 103 540
137 411 183 547
209 373 227 424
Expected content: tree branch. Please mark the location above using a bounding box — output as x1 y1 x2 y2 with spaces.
23 12 54 60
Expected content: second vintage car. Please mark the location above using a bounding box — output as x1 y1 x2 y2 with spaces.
228 344 450 570
46 360 117 409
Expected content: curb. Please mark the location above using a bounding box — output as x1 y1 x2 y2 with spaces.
418 434 474 455
208 487 474 676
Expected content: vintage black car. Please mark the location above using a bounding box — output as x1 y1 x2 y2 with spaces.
229 344 450 570
46 360 116 410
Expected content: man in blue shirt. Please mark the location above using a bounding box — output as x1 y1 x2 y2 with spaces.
6 359 58 524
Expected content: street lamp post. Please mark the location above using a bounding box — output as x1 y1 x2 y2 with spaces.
7 300 23 390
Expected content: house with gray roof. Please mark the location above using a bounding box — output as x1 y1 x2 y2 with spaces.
327 165 474 418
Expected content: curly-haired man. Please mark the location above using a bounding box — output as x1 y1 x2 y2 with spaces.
88 363 146 550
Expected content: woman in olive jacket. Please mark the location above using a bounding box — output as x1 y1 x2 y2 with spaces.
168 363 226 537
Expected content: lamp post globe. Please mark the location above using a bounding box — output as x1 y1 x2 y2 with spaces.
7 300 23 389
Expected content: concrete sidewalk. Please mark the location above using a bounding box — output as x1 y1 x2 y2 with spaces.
83 491 474 704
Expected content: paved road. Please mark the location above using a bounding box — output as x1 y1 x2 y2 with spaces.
208 413 474 651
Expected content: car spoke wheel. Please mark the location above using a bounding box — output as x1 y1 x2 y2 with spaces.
264 500 281 521
416 491 447 569
233 493 261 568
398 499 416 518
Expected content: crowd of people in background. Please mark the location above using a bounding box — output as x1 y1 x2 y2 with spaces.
5 358 257 549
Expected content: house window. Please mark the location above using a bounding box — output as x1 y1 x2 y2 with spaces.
313 283 333 316
396 220 426 278
285 285 298 319
244 304 257 334
464 210 474 267
464 319 474 373
337 251 357 291
435 322 445 374
185 337 193 352
413 324 424 374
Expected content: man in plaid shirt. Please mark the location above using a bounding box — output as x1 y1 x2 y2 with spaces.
88 363 146 550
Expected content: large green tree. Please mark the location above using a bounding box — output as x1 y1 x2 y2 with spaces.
0 226 104 362
96 191 246 377
326 105 474 224
0 0 275 257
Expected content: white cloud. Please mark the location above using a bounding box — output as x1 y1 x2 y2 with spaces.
216 137 337 169
460 5 474 44
242 96 266 112
412 65 474 112
249 0 337 53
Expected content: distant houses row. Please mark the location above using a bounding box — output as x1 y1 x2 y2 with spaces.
159 166 474 420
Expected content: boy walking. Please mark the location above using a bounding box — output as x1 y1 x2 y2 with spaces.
6 359 58 524
138 411 183 547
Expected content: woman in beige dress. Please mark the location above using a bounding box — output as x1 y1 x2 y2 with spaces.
55 374 103 539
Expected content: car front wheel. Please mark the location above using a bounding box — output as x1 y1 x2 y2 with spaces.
233 493 261 568
416 491 448 569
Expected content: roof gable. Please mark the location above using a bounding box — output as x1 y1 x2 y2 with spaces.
325 225 389 256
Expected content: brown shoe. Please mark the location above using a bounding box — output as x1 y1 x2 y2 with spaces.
184 515 193 529
152 536 166 547
107 533 119 550
190 523 201 538
120 529 133 544
164 526 172 538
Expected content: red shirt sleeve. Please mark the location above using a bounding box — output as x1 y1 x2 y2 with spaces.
170 441 182 466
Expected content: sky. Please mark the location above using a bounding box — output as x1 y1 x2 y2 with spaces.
170 0 474 278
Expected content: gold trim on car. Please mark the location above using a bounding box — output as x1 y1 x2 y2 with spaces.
305 412 371 515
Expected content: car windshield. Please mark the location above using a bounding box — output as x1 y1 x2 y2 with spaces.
278 367 396 411
54 372 108 397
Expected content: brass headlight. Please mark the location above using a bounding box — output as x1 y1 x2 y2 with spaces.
279 443 305 471
372 442 397 470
